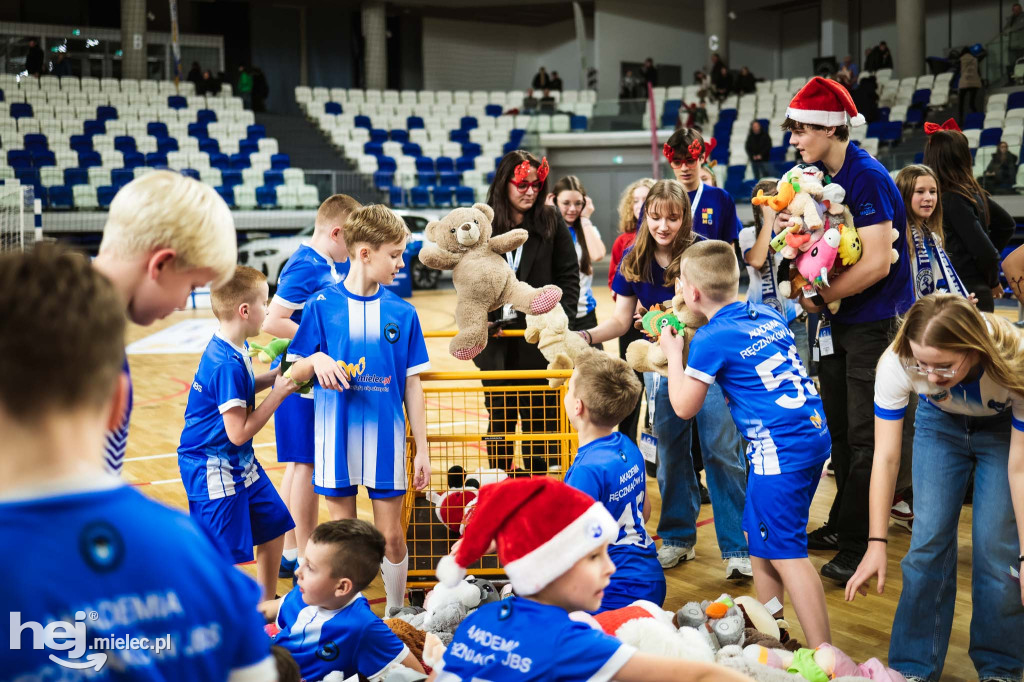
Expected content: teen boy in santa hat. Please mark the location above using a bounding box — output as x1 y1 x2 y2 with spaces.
779 77 913 585
427 477 751 681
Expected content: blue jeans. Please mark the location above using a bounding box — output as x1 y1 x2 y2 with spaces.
889 401 1023 680
646 373 749 558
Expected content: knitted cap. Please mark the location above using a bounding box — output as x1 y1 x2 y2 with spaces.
786 76 866 127
436 477 617 596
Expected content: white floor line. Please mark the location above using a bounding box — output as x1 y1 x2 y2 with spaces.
124 442 276 462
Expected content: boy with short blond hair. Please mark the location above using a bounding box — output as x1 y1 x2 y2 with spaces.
288 203 429 614
262 520 424 681
93 170 238 475
660 239 832 647
1 245 275 680
178 265 298 600
263 193 361 579
562 352 665 611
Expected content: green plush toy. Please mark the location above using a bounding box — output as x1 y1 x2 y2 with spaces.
639 305 687 340
249 338 291 365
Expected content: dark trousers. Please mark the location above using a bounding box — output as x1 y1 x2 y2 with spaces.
959 87 979 123
483 378 560 474
616 324 646 444
819 316 898 555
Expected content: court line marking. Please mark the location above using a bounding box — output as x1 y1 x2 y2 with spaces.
125 442 276 462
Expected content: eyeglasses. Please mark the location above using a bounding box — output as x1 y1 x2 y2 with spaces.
669 157 698 169
906 354 967 379
511 181 543 193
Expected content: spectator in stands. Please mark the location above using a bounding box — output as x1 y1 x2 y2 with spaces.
522 88 539 113
238 66 253 110
253 67 269 112
852 75 880 123
746 120 773 178
836 58 857 90
709 53 725 75
958 48 982 123
25 38 43 78
735 66 756 95
619 70 641 101
641 58 658 88
187 62 203 89
51 52 71 78
477 151 580 474
694 71 713 101
1005 3 1024 71
864 41 893 73
200 70 221 96
983 141 1018 194
924 128 1016 311
712 65 732 102
539 89 556 114
549 71 563 92
532 67 551 91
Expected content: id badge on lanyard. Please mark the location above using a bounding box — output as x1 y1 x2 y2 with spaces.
501 244 524 320
814 319 834 360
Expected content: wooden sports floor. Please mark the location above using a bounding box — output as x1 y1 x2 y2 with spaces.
121 285 1007 681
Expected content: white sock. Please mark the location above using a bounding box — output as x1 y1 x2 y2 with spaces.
296 556 304 567
283 548 298 562
381 553 409 614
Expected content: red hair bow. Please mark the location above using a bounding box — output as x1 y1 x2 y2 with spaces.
513 157 550 183
924 118 961 135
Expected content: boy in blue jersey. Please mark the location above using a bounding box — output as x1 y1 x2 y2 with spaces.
562 352 666 612
92 170 238 476
288 204 431 615
263 194 361 579
0 245 276 681
261 520 425 680
660 239 832 647
178 266 299 601
429 477 750 682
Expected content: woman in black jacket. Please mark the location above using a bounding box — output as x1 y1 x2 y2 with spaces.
745 120 773 179
476 151 580 475
923 130 1016 311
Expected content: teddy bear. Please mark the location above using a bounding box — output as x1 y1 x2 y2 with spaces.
418 203 562 360
754 165 828 260
523 306 594 387
624 287 707 377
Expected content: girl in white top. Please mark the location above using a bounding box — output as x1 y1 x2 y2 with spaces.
846 294 1024 681
549 175 606 331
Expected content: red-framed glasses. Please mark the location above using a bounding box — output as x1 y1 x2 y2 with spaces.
511 180 544 193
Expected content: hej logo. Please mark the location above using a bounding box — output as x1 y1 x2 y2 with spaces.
10 610 107 671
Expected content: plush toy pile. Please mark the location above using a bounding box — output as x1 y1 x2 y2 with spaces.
426 466 507 535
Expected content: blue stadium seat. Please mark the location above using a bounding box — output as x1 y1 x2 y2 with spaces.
64 168 88 186
369 128 389 143
911 89 931 105
147 122 168 138
167 95 186 109
980 127 1003 146
456 156 475 172
188 122 208 139
208 153 230 170
215 186 235 208
407 116 424 129
6 150 30 169
402 142 422 157
377 156 397 173
877 107 890 122
256 185 277 208
418 171 437 186
196 109 217 124
10 102 32 119
461 142 482 157
486 171 496 183
409 186 431 208
455 186 475 205
0 87 5 102
878 121 903 143
122 151 144 169
364 142 384 156
964 112 985 129
157 137 178 154
78 151 101 168
354 115 372 129
179 168 200 180
450 129 470 144
570 115 587 131
83 120 105 136
914 152 925 164
769 146 787 161
502 141 518 155
1009 91 1024 110
438 170 461 186
432 185 456 207
230 153 251 170
111 168 135 187
726 165 746 185
15 168 39 188
390 129 409 144
436 156 455 173
867 122 886 138
221 170 242 187
264 170 284 187
485 104 503 117
97 186 118 209
146 152 168 167
389 186 405 207
373 170 395 189
70 134 92 152
508 129 526 147
711 145 729 164
718 108 738 123
114 136 136 153
47 185 73 210
24 134 47 152
271 153 290 169
239 139 259 155
905 108 924 126
97 105 117 122
246 124 266 140
415 157 435 173
32 150 55 167
460 116 478 130
199 138 220 154
325 101 342 115
713 120 733 139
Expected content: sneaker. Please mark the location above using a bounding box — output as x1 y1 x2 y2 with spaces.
725 557 753 581
820 549 863 584
279 556 298 579
826 459 835 476
890 499 914 532
806 524 839 551
698 482 711 505
901 676 929 682
657 544 696 568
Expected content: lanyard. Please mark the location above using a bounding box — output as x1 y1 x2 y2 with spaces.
689 182 705 220
506 244 524 273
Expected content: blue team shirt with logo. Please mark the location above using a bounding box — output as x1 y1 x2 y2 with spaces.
272 586 407 681
685 302 831 474
815 142 913 324
434 598 635 681
564 432 662 584
287 283 430 490
610 247 676 310
689 184 742 243
273 244 348 327
2 484 272 680
178 333 262 501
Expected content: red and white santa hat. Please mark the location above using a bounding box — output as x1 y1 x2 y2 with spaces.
786 76 866 128
436 477 617 596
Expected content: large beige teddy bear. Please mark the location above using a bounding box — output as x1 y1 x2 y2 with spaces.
523 306 593 387
626 288 707 377
419 203 562 360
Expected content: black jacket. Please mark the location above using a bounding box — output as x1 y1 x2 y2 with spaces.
745 131 772 161
941 192 1015 289
473 208 580 372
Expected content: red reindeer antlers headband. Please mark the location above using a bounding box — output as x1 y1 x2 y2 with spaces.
663 138 706 164
513 157 550 183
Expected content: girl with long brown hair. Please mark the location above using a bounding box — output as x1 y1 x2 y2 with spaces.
846 294 1024 680
549 175 606 330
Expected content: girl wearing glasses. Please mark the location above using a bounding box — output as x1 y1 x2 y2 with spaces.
550 175 606 331
846 294 1024 681
474 150 580 476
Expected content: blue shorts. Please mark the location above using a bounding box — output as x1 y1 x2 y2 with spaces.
189 474 295 564
597 575 667 613
274 392 315 464
743 462 822 560
314 484 406 499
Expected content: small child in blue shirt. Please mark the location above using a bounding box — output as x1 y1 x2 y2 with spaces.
562 352 666 612
288 204 431 615
178 265 299 601
261 519 424 681
659 239 832 647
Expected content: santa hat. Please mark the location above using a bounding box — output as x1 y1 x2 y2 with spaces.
436 477 617 596
786 76 866 128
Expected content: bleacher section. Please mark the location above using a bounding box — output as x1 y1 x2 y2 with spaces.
296 86 596 206
0 74 321 210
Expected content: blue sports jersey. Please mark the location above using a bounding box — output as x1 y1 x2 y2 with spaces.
571 229 597 318
689 184 742 243
816 142 913 324
287 283 430 491
103 358 133 475
610 247 676 310
564 432 662 584
685 302 831 474
178 333 261 501
2 481 274 680
273 243 349 327
434 598 635 681
272 586 408 681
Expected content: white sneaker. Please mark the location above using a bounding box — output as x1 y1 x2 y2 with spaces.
725 557 753 581
657 544 696 568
